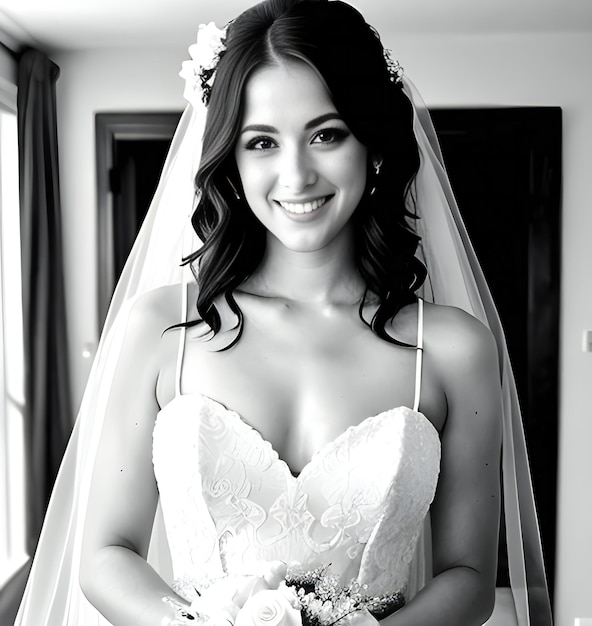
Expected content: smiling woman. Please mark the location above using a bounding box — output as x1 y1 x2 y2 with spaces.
14 1 552 626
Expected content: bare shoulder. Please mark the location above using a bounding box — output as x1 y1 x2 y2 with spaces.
422 301 498 365
391 300 496 359
123 283 185 331
422 301 501 427
110 283 187 378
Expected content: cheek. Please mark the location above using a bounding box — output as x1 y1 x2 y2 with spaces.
236 160 270 199
337 150 368 196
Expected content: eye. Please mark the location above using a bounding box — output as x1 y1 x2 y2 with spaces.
244 136 277 151
311 127 350 145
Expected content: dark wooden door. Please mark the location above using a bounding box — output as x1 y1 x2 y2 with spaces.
431 107 561 598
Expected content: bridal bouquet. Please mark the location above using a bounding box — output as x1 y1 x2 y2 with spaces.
185 562 404 626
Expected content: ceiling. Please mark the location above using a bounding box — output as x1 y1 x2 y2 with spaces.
1 0 591 53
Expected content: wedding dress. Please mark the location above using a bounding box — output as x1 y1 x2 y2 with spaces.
153 298 439 606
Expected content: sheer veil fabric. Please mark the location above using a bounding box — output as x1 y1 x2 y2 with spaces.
14 66 552 626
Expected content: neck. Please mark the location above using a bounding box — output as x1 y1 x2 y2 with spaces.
244 227 365 305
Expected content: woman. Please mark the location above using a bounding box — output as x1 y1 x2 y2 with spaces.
15 1 552 625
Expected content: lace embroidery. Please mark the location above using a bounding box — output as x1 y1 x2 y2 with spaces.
153 393 440 601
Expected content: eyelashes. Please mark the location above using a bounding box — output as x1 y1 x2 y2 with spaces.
311 127 350 144
244 136 277 151
242 127 351 152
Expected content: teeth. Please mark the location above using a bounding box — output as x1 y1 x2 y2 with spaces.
278 197 327 214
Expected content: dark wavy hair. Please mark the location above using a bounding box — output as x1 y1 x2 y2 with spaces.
183 0 426 345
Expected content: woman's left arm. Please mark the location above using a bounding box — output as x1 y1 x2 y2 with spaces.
390 305 503 626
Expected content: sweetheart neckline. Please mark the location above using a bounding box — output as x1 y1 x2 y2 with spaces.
155 392 440 477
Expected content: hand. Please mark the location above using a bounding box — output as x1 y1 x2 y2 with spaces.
190 577 240 625
190 561 290 625
338 609 381 626
223 561 288 608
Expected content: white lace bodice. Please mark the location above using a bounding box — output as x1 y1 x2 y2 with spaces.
152 392 440 602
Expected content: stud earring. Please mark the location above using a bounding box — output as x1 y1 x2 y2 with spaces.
226 177 241 201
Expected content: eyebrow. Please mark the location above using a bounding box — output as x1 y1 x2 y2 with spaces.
240 112 343 134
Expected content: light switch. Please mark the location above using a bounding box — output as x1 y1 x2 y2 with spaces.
574 619 592 626
582 330 592 352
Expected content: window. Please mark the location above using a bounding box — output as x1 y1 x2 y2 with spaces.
0 107 27 587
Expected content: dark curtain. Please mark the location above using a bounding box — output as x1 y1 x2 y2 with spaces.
0 48 72 624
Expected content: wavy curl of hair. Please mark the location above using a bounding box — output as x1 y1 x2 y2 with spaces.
183 0 426 347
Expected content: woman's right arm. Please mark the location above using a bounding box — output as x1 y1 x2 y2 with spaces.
79 289 188 625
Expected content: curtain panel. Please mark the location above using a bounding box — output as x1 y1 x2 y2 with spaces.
0 48 72 625
18 47 72 551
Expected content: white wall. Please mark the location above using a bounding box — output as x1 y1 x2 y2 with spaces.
54 31 592 626
53 46 187 402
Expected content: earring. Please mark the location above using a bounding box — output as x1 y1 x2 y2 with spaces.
226 177 241 201
370 158 383 196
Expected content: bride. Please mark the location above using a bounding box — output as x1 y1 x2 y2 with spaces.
15 1 552 625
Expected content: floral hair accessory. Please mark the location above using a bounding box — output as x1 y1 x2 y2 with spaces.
383 49 404 85
180 22 228 107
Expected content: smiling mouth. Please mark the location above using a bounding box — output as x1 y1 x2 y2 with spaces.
276 196 331 215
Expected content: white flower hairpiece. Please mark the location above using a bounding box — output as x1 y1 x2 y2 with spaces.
180 22 228 108
383 49 404 85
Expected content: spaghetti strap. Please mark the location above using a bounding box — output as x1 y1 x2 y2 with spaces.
174 281 189 398
412 298 424 412
174 224 193 398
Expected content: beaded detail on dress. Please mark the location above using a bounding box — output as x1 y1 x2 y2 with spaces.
152 393 440 602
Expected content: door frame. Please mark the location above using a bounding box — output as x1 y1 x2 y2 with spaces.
95 111 182 327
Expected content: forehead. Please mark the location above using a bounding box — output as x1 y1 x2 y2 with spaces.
241 61 337 124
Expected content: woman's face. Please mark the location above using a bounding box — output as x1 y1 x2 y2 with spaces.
234 61 368 253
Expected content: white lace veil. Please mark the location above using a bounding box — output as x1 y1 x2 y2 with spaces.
15 22 552 626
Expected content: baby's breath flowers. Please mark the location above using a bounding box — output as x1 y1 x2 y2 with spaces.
284 564 404 626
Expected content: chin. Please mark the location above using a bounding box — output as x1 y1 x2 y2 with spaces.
272 232 338 253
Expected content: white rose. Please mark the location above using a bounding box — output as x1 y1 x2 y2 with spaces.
235 588 302 626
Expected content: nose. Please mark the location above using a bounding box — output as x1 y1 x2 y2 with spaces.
277 145 317 192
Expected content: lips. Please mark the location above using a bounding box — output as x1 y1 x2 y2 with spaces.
276 196 331 215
